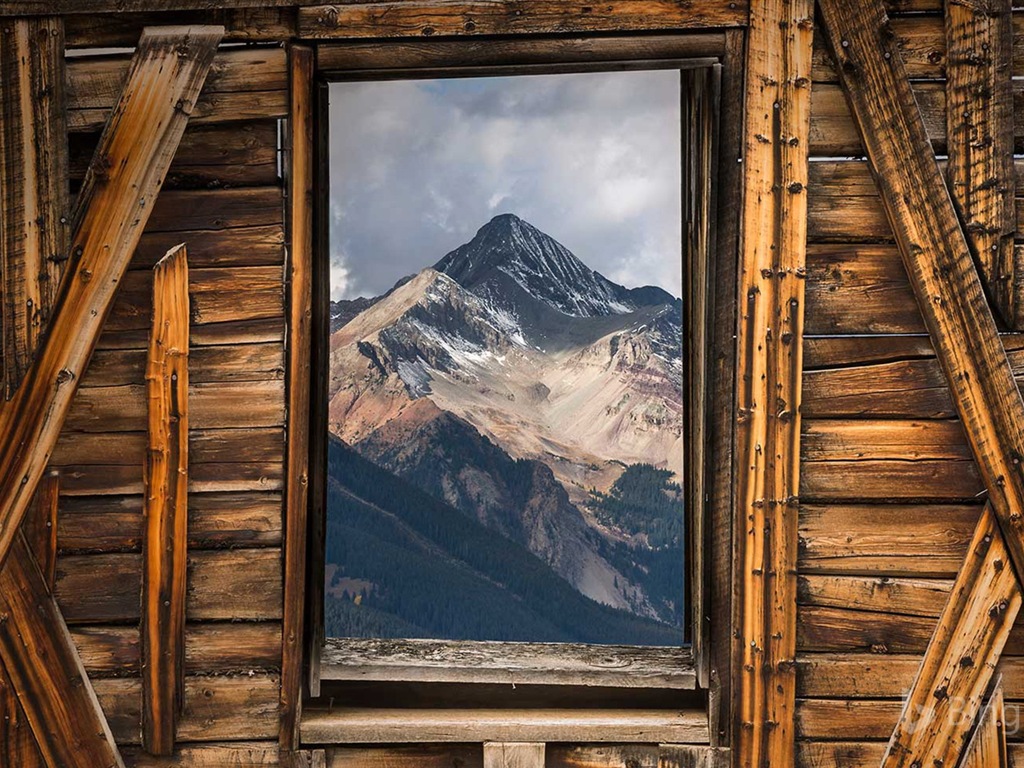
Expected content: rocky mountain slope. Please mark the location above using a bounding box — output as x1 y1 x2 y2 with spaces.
327 214 684 632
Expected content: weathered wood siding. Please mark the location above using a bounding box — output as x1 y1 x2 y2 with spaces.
797 7 1024 764
49 43 286 759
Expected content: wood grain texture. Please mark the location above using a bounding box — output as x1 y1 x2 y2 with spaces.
0 17 69 399
141 246 190 756
816 0 1024 763
733 0 813 763
24 471 58 590
0 656 44 767
66 46 287 133
300 708 709 744
946 0 1019 328
962 682 1009 768
56 548 282 625
320 638 695 688
0 22 222 573
281 43 315 753
0 534 124 767
121 741 284 767
316 34 726 72
298 1 749 39
483 743 545 768
64 9 297 47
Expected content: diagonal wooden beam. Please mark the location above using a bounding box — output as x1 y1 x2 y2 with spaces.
0 24 222 570
0 16 70 400
141 244 189 756
945 0 1018 329
0 533 124 767
815 0 1024 766
962 680 1009 768
733 0 813 764
0 23 222 768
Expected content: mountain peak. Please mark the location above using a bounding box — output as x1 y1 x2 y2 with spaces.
434 215 675 318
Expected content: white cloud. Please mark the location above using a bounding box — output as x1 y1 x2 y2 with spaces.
329 69 682 300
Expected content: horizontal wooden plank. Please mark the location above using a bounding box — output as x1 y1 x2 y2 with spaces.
95 674 280 744
811 14 1024 82
70 122 280 189
805 244 917 334
798 503 979 577
121 742 284 767
300 707 709 744
58 491 283 552
71 622 281 678
132 224 284 270
800 602 1024 655
144 188 283 234
797 653 1024 699
800 419 992 504
797 743 1024 768
81 343 284 387
809 80 1024 156
798 574 953 618
804 335 936 370
326 745 483 768
53 427 283 466
796 700 906 740
65 9 296 47
807 161 1024 244
298 1 749 39
55 549 282 623
67 47 288 132
321 638 695 689
107 266 284 334
802 420 971 461
801 458 982 501
65 380 285 432
316 34 727 72
97 316 284 351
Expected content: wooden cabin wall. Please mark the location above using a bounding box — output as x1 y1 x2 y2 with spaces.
797 5 1024 765
48 42 289 763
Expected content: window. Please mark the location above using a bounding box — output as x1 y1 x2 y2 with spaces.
300 37 731 734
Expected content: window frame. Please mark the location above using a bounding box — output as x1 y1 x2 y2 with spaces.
290 32 741 745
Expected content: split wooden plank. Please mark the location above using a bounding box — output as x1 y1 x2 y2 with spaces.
483 743 545 768
945 0 1019 328
732 0 813 763
962 682 1009 768
281 43 315 752
297 1 749 39
0 17 69 399
815 0 1024 764
0 533 124 767
141 245 190 756
0 23 223 567
64 9 297 47
24 471 58 591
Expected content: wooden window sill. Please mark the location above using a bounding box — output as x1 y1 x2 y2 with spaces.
300 707 710 745
319 638 696 689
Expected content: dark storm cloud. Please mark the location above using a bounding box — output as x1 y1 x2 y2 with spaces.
329 70 682 301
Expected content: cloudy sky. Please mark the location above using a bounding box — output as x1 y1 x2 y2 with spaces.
329 70 682 302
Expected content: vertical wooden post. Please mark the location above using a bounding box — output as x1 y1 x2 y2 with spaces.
0 16 69 399
733 0 813 764
483 743 546 768
945 0 1018 328
141 244 190 756
281 43 315 751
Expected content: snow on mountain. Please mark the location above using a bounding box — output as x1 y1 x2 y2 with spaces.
327 215 683 620
435 213 675 319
